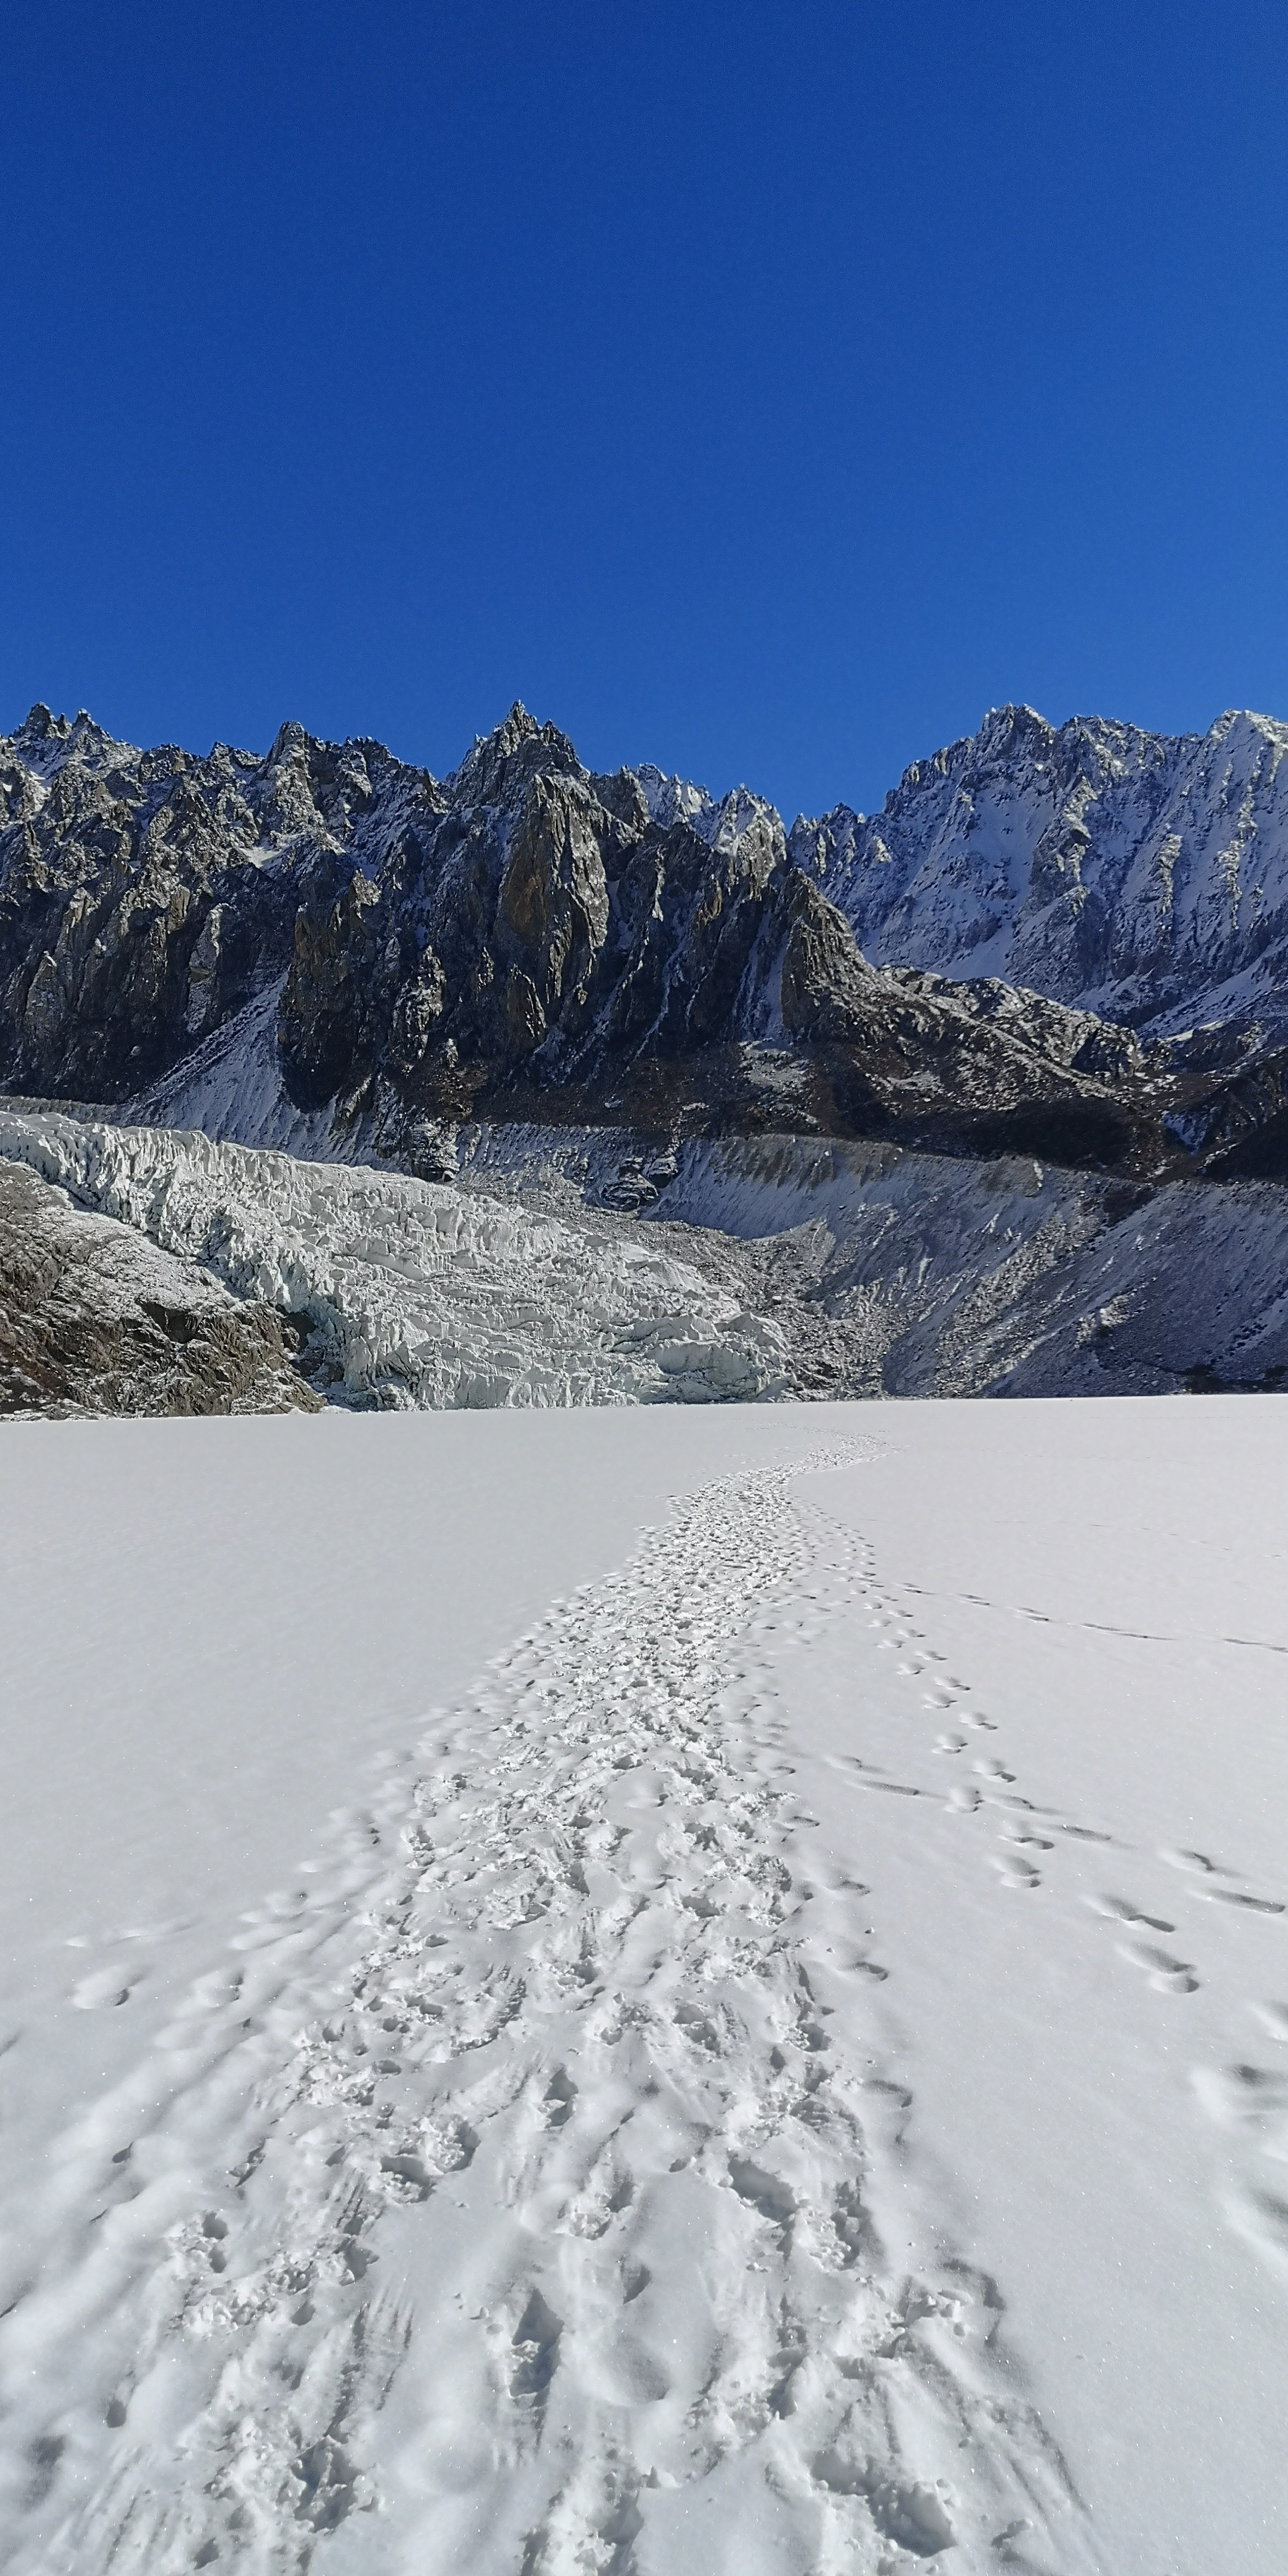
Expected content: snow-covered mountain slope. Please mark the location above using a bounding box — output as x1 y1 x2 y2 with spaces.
13 696 1288 1186
6 1108 1288 1405
2 1401 1286 2572
460 1121 1288 1397
655 1131 1288 1397
792 703 1288 1042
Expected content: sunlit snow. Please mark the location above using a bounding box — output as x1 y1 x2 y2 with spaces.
0 1400 1283 2573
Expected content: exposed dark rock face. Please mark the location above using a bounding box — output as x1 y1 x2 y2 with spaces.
0 1157 321 1418
4 696 1288 1183
0 706 439 1099
272 710 1167 1173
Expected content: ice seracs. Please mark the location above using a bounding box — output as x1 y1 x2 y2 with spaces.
6 1103 1288 1406
0 1107 791 1410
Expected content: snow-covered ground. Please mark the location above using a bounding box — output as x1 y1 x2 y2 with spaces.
1 1399 1285 2572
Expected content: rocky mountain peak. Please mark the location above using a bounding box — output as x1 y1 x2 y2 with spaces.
12 702 131 780
8 694 1288 1183
266 718 313 765
789 698 1288 1050
448 703 581 812
16 703 68 746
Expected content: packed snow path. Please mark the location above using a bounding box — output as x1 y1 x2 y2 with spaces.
0 1447 1099 2576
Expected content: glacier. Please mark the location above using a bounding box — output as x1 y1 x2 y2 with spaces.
0 1108 791 1410
4 1099 1288 1408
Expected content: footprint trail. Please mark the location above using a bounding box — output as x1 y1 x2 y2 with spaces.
0 1446 1099 2576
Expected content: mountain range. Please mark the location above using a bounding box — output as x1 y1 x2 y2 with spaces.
6 697 1288 1182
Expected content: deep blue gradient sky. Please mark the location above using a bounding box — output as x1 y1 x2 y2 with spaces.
4 2 1287 821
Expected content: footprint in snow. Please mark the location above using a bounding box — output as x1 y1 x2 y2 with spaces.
1196 1888 1286 1916
991 1853 1041 1892
1162 1848 1285 1912
1088 1896 1176 1934
1223 2182 1288 2273
1119 1940 1200 1995
71 1965 144 2010
22 1462 1109 2576
1191 2060 1288 2132
1251 2001 1288 2041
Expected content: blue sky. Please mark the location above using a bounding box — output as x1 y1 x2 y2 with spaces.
4 1 1287 820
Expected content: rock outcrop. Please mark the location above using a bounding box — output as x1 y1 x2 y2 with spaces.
271 713 1168 1173
0 706 437 1099
0 1156 321 1417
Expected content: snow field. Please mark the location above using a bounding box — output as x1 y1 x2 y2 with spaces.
1 1399 1286 2573
781 1409 1288 2576
0 1439 1097 2576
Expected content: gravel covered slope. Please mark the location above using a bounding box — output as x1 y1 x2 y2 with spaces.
0 1157 320 1418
